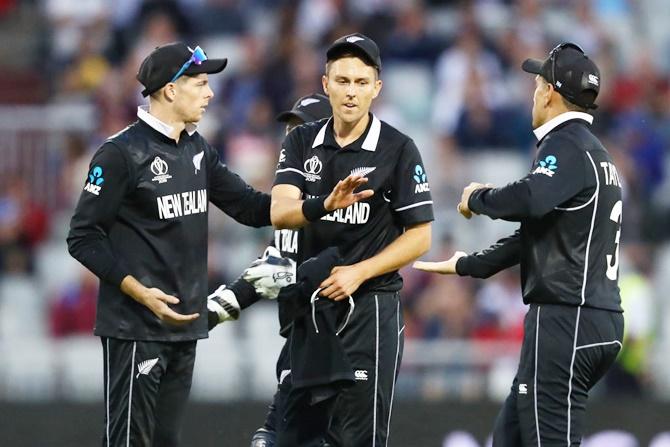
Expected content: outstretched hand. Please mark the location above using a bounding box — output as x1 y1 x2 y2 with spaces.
412 251 468 275
142 288 200 325
324 175 374 212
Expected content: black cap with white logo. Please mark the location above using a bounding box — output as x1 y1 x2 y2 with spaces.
137 42 227 97
276 93 332 124
326 33 382 72
522 42 600 109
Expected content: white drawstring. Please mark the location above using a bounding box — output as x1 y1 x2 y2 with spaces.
310 288 322 333
336 296 355 336
309 288 355 335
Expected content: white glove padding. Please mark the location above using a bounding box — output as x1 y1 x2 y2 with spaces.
207 285 241 327
243 246 296 300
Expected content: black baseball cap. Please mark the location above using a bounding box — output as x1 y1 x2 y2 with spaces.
137 42 228 97
276 94 332 124
522 42 600 109
326 33 382 72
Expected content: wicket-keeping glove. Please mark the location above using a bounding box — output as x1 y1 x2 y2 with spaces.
207 285 241 330
243 246 296 300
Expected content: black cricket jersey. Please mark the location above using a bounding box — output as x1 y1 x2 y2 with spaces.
274 114 434 294
457 112 623 312
68 107 271 341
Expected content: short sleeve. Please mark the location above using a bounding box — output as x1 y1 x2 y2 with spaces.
389 139 434 226
273 129 305 190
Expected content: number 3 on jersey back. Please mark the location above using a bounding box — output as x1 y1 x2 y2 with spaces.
606 200 622 280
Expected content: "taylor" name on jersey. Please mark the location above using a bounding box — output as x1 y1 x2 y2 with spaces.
157 189 207 220
600 162 622 187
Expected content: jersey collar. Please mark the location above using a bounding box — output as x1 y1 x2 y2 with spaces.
137 105 198 139
311 114 381 151
533 111 593 142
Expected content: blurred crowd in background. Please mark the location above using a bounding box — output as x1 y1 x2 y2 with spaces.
1 0 669 402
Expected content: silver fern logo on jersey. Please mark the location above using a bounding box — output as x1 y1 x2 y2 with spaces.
192 151 204 174
151 156 172 183
350 166 376 177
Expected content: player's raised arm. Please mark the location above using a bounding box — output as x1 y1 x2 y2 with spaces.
270 174 373 229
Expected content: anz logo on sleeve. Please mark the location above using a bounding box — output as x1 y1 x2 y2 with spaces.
84 166 105 196
413 165 430 193
533 155 558 177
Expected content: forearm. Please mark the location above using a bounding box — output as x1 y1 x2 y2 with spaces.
469 184 534 221
120 275 150 305
456 231 521 278
67 231 130 286
357 223 432 280
271 197 309 229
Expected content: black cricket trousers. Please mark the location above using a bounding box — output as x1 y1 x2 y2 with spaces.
493 303 623 446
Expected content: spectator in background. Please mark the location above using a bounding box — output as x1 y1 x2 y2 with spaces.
472 267 525 342
431 10 507 145
384 0 445 66
416 274 475 339
49 267 98 337
0 177 50 272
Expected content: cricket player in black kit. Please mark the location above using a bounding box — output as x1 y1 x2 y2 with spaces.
415 43 624 446
66 42 274 447
206 93 333 447
272 34 434 446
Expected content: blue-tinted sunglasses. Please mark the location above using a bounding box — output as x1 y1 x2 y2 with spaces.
170 46 207 83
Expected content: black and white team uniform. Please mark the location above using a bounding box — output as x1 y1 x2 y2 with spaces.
456 112 624 446
68 106 270 446
274 114 434 446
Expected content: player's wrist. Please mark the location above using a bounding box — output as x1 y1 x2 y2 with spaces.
121 276 150 305
303 195 330 221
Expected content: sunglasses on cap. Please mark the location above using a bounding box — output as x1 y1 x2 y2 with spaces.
170 46 207 83
549 42 585 88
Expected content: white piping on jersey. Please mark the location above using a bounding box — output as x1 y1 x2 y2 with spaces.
361 115 381 151
533 306 542 447
386 299 401 447
127 341 137 447
137 106 197 137
576 340 622 351
533 111 593 141
372 295 380 447
311 115 381 151
312 118 332 148
567 307 581 446
394 200 433 212
106 338 110 447
275 167 306 177
554 188 597 211
581 152 600 306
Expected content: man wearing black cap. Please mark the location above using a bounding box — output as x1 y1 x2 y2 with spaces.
66 42 268 447
415 43 624 446
204 93 333 447
66 42 363 446
272 33 433 446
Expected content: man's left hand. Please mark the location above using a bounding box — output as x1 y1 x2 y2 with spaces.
458 182 493 219
319 265 368 301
